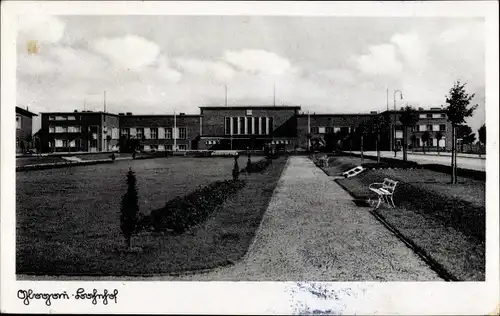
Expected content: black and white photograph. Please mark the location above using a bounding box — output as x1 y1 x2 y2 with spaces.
1 1 498 314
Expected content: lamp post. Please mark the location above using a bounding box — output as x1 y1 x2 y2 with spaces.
393 90 403 157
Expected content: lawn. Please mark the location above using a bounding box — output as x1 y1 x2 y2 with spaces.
16 155 286 276
16 156 68 167
332 156 485 281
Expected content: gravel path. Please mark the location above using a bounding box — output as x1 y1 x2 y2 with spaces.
19 156 441 281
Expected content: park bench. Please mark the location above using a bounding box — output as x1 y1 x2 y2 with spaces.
368 178 398 209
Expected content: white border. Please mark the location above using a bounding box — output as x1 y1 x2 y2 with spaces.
2 1 499 314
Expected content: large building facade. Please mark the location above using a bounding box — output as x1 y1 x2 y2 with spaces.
38 105 453 153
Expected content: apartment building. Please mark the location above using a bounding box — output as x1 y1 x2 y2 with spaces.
16 106 38 153
39 111 120 153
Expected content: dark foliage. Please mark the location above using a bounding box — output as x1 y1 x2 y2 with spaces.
245 159 271 173
148 179 246 233
478 124 486 145
120 169 139 248
232 156 240 180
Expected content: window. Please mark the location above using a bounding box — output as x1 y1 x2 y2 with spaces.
246 109 252 116
232 117 238 135
67 116 76 120
311 126 319 134
179 127 186 139
166 128 172 139
178 144 187 151
426 124 433 131
151 128 158 139
136 128 144 140
440 113 446 118
239 117 245 135
165 144 173 150
318 127 326 134
16 116 21 129
55 139 63 147
121 128 130 137
254 117 260 135
261 117 267 134
49 116 55 121
62 140 68 147
246 117 252 134
268 117 274 134
439 124 446 131
55 116 66 121
68 126 81 133
325 127 334 134
112 128 119 140
49 125 55 133
340 127 350 134
419 114 427 119
419 125 426 132
426 114 432 118
55 126 67 133
225 117 231 135
432 114 442 119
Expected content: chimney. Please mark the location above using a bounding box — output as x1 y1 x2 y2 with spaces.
74 109 78 112
118 113 125 116
370 111 378 114
126 112 132 116
180 112 185 116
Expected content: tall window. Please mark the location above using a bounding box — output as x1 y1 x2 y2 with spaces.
151 128 158 139
239 117 245 135
225 117 231 135
16 116 21 129
254 117 260 135
311 126 319 134
268 117 274 134
246 117 252 134
340 127 349 134
136 128 144 140
166 128 172 139
325 127 334 134
232 117 238 135
178 144 187 151
179 127 186 139
261 117 266 134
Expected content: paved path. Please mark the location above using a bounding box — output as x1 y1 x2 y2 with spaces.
352 151 485 171
21 157 440 281
158 156 440 281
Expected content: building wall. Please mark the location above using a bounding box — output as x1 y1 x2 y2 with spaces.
296 114 375 150
40 112 113 153
16 111 34 152
199 107 299 150
119 114 200 150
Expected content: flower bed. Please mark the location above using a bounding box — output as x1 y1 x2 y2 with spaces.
144 179 246 233
244 158 271 173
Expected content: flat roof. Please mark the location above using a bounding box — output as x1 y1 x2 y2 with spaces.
119 114 200 117
40 111 120 116
200 105 301 110
296 113 376 117
16 106 38 117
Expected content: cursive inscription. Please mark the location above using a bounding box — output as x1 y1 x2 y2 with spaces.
17 288 119 306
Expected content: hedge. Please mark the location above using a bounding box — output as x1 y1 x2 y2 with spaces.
243 159 271 173
143 179 246 234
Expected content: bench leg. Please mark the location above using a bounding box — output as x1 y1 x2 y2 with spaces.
389 195 396 208
374 195 382 209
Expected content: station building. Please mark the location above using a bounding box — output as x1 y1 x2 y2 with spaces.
38 105 452 153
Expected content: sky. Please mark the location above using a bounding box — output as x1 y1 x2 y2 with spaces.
17 15 485 134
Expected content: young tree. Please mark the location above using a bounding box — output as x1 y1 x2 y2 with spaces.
120 168 139 249
410 134 417 153
445 80 478 183
370 114 389 163
399 105 419 161
356 122 368 164
24 133 33 149
421 131 430 154
106 135 112 151
478 124 486 145
435 131 444 155
478 124 486 156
